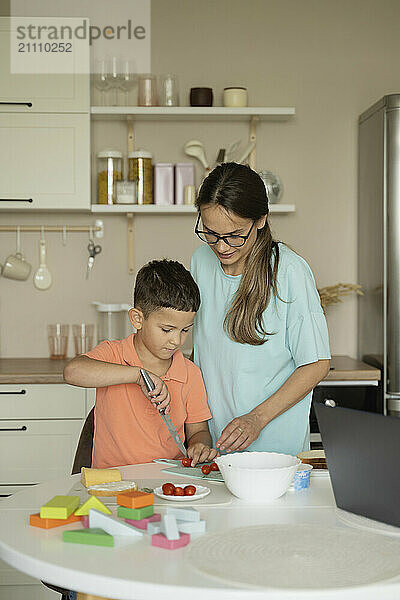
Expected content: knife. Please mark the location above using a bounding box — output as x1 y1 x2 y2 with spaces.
140 368 188 457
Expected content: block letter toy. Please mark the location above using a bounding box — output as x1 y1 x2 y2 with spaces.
177 519 206 534
75 496 111 516
124 513 161 530
160 515 179 540
88 509 143 537
117 490 154 509
151 532 190 550
30 512 81 529
166 507 200 522
117 505 154 520
148 521 162 536
80 467 121 488
82 515 89 528
40 496 80 520
63 528 114 547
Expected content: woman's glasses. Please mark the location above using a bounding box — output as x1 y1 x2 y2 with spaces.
195 214 256 248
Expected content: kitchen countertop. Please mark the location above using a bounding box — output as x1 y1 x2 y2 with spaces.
0 355 381 384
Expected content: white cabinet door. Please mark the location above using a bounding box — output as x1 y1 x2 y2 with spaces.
0 17 89 113
0 419 83 484
0 384 86 419
0 113 90 210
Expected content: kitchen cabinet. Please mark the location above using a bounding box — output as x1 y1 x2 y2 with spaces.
0 17 89 113
0 112 90 210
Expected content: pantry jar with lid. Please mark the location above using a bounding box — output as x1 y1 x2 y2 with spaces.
128 150 153 204
97 150 123 205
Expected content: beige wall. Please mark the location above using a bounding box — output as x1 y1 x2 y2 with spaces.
1 0 400 358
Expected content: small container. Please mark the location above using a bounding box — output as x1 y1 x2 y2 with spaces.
92 302 130 342
47 324 69 360
223 87 248 107
293 464 312 491
175 163 195 205
159 74 179 106
154 163 174 205
128 150 153 205
138 74 158 106
116 180 137 204
97 150 123 205
72 323 94 355
184 184 196 205
190 87 213 107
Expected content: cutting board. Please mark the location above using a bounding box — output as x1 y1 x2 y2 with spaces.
154 458 224 482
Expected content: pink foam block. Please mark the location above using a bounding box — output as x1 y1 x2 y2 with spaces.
151 532 190 550
125 513 161 530
82 516 89 528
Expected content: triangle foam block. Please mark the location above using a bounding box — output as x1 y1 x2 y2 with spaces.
75 496 112 516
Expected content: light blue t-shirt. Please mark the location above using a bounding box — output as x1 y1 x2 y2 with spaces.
190 243 331 456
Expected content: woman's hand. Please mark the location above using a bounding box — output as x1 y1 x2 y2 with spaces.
137 370 171 414
216 411 264 453
187 442 219 467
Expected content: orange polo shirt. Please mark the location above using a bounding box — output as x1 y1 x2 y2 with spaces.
84 333 212 468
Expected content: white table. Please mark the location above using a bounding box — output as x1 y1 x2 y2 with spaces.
0 463 399 600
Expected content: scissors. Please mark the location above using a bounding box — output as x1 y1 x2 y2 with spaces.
86 239 102 279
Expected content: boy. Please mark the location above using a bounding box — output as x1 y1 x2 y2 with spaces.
64 259 217 469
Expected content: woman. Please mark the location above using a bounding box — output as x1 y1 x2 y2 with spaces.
190 163 330 456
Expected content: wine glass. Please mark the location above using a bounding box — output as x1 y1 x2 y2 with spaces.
93 59 110 106
118 59 137 106
108 56 125 106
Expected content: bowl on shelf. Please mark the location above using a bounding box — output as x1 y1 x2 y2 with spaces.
215 451 301 502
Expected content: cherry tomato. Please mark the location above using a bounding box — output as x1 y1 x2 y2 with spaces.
184 485 196 496
182 457 192 467
210 462 219 471
201 464 211 475
162 483 175 496
174 486 185 496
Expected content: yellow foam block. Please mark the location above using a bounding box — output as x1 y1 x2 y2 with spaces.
80 467 121 488
40 496 80 520
75 496 111 516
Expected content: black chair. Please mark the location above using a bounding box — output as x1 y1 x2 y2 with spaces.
42 407 95 599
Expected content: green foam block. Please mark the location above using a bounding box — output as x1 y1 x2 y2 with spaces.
40 495 80 520
62 528 114 547
117 505 154 520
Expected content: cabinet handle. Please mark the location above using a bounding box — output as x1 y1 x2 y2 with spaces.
0 101 32 107
0 389 26 395
0 425 27 431
0 198 33 203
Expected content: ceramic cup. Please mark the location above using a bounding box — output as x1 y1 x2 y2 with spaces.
190 87 213 106
223 87 248 107
1 252 31 281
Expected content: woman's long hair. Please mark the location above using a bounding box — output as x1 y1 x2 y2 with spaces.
196 162 280 346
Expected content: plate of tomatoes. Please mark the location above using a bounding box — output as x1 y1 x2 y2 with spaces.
155 482 211 502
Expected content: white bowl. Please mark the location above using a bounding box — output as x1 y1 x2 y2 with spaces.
215 451 301 502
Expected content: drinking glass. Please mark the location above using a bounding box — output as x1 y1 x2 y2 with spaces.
108 56 125 106
93 59 111 106
118 59 138 105
72 323 95 355
48 324 69 360
138 74 158 106
158 74 179 106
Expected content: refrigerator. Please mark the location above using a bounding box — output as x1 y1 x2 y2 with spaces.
358 94 400 417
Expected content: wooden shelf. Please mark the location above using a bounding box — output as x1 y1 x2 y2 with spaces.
90 106 296 121
90 204 296 214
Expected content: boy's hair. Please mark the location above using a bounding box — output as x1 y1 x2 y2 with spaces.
133 259 200 317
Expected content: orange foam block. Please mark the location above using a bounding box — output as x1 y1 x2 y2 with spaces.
30 512 82 529
117 490 154 509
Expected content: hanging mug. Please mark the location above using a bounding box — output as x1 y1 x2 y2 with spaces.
1 252 31 281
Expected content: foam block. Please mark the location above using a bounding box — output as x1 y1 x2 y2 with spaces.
40 496 80 520
82 515 89 528
159 515 179 540
75 496 111 516
117 490 154 509
166 507 200 522
117 505 154 520
80 467 121 488
29 512 81 529
63 528 114 547
88 509 143 537
177 519 206 534
125 513 161 530
151 532 190 550
148 521 162 536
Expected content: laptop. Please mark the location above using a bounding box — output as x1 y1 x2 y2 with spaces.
314 401 400 527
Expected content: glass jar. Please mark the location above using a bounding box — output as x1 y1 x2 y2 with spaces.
97 150 123 205
128 150 153 204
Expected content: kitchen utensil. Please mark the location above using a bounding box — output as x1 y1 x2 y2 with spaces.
183 140 210 173
1 226 31 281
92 302 130 342
161 465 223 482
72 323 94 355
223 87 248 107
258 170 283 204
225 139 241 162
215 451 300 502
154 484 210 502
235 141 256 164
138 74 158 106
140 368 188 457
184 184 196 205
159 74 179 106
48 324 69 359
190 87 213 107
86 239 102 279
33 229 52 290
215 148 225 165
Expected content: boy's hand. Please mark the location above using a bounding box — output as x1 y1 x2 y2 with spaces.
137 370 171 414
187 442 219 467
